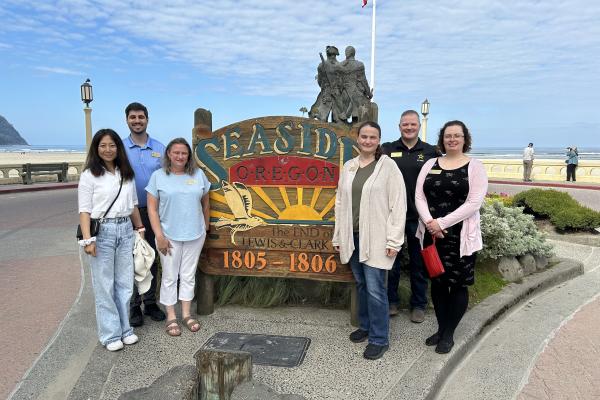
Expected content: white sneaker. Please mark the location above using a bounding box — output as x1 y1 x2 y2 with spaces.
106 340 124 351
122 334 139 345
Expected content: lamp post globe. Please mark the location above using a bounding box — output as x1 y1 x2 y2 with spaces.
81 79 94 151
420 98 430 142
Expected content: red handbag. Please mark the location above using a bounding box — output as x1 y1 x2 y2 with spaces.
421 237 445 278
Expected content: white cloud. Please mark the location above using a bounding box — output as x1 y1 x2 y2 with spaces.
34 66 83 75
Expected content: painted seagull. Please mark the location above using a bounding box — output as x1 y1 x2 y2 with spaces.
214 180 266 245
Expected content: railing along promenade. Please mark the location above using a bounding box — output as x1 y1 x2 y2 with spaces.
0 162 85 185
1 160 599 185
482 159 600 183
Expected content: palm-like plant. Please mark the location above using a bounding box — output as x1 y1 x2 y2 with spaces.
299 106 308 117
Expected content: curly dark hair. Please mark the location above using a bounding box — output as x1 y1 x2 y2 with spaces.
84 129 135 180
357 120 384 160
436 120 472 154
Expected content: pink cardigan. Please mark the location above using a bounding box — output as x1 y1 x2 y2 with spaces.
415 157 488 257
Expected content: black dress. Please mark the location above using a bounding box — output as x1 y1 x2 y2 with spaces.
423 160 476 287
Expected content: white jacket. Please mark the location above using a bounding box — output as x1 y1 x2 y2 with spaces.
332 155 407 270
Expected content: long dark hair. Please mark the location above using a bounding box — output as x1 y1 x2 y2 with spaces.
357 120 384 160
84 129 135 180
163 137 197 176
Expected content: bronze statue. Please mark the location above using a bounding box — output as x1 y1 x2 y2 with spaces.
340 46 372 123
309 45 372 124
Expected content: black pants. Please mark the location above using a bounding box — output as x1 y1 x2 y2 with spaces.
131 207 159 308
430 280 468 341
566 164 577 181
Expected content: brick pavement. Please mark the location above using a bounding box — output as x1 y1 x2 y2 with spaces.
519 296 600 400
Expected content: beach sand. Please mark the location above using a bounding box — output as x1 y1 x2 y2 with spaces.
0 152 86 165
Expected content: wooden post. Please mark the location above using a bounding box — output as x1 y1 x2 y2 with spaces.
195 348 252 400
196 268 215 315
350 283 358 327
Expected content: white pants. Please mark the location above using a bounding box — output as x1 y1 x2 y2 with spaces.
158 236 205 306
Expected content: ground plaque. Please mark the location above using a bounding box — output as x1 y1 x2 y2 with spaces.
202 332 311 368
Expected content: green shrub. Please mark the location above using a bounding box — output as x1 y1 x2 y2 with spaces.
480 201 554 259
513 189 600 231
485 192 514 207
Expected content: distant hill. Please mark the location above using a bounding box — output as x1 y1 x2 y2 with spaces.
0 115 28 145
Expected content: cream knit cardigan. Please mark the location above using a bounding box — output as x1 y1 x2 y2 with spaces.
332 155 407 270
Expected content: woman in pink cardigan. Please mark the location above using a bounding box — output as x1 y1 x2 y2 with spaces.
415 120 488 354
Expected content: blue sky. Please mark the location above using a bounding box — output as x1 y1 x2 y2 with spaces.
1 0 599 148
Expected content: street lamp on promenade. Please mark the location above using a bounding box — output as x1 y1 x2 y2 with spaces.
81 79 93 151
420 99 430 142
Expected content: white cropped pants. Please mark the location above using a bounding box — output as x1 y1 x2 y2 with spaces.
158 236 205 306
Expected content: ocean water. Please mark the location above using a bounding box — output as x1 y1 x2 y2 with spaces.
1 145 599 160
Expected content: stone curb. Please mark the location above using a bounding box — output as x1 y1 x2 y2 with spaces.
0 182 78 195
382 258 584 400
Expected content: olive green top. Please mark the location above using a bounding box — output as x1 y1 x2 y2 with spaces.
351 160 377 232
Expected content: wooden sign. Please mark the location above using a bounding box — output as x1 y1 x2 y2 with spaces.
194 114 359 283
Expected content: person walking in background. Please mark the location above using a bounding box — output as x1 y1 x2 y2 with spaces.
332 121 407 360
415 120 488 354
383 110 438 323
123 102 167 327
78 129 145 351
566 146 579 182
522 142 534 182
146 138 211 336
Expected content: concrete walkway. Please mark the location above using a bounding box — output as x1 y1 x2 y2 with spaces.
4 179 600 400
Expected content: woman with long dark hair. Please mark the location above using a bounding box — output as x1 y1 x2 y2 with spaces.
415 120 488 354
78 129 145 351
332 121 407 360
146 138 211 336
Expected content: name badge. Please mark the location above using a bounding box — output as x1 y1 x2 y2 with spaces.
428 169 442 175
186 179 198 185
391 152 403 158
151 152 161 158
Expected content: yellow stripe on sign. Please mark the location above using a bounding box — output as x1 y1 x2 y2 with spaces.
251 209 276 220
209 192 228 205
319 195 336 218
251 187 282 215
310 188 322 208
210 210 235 219
279 187 291 208
297 188 303 205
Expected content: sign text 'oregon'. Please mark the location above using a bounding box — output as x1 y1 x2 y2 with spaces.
194 115 359 282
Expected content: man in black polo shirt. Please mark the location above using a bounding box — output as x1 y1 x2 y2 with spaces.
383 110 438 323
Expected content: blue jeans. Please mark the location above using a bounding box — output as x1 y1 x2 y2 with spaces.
89 217 135 346
350 233 389 346
387 220 428 310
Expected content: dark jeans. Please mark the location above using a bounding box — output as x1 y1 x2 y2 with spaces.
350 233 389 346
130 207 159 308
387 219 428 310
566 164 577 181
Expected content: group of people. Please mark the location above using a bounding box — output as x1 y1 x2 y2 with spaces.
522 143 580 182
77 103 210 351
333 111 488 360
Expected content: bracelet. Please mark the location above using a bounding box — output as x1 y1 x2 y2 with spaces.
78 237 96 247
135 226 145 230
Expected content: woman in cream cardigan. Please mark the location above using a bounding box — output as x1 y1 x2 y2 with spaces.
332 121 407 360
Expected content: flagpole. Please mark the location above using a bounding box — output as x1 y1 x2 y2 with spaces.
370 0 376 100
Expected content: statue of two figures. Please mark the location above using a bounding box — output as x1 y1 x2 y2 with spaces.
309 45 374 124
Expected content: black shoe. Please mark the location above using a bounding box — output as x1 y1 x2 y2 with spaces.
425 332 440 346
129 306 143 327
363 344 389 360
349 329 368 343
435 338 454 354
144 303 166 321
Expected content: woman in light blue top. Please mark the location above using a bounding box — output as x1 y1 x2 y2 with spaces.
146 138 210 336
566 146 579 182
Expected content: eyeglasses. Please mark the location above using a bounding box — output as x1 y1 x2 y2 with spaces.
443 134 464 140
